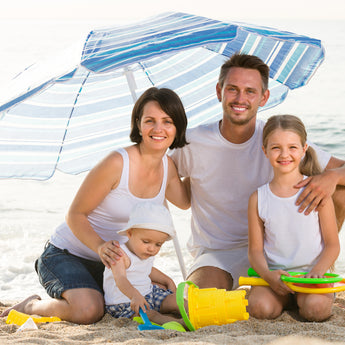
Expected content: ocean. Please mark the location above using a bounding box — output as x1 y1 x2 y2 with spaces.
0 17 344 301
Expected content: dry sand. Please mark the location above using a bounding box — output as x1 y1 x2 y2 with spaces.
1 291 345 345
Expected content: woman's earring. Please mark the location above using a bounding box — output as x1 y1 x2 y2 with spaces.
139 131 142 136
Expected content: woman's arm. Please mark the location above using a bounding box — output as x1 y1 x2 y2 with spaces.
248 191 293 296
66 151 123 267
165 157 191 210
307 198 340 277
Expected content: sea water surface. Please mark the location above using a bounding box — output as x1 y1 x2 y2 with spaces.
0 18 344 300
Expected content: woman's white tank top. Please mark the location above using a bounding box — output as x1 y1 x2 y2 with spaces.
50 148 168 260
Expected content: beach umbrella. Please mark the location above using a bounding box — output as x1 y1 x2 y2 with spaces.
0 12 325 180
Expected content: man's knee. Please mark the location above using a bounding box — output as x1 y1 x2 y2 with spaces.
187 266 233 290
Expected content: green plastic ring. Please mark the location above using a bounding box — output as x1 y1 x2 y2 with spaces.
281 273 341 284
247 267 341 284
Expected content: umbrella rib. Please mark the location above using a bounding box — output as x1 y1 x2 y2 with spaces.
138 62 155 86
54 71 91 173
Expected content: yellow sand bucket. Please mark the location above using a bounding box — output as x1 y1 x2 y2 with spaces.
176 281 249 331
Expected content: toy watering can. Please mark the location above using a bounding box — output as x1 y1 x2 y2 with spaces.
176 281 249 331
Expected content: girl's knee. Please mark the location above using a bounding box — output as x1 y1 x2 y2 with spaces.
248 298 283 319
299 302 332 321
298 294 333 322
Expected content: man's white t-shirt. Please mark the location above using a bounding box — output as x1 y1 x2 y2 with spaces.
171 119 331 257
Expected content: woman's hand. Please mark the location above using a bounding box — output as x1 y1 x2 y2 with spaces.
98 240 123 268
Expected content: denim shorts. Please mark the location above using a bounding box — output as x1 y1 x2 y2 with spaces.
35 242 104 299
105 285 173 318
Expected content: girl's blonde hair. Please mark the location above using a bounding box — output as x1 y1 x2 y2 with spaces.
263 115 321 176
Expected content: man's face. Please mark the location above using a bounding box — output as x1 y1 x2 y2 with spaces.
216 67 269 127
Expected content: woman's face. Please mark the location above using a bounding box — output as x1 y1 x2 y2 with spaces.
138 101 176 151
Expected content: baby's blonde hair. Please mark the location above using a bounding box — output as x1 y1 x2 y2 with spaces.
263 115 321 176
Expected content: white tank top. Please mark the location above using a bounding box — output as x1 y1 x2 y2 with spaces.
257 182 324 272
103 244 154 305
50 148 168 260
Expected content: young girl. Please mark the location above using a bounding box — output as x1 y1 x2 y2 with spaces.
104 202 185 327
248 114 340 322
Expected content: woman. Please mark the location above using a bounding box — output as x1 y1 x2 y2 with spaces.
1 87 190 324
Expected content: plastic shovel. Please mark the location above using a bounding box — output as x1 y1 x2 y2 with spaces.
137 308 164 330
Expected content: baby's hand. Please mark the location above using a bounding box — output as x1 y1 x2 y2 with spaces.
130 292 150 316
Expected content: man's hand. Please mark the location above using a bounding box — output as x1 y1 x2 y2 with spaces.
294 170 338 215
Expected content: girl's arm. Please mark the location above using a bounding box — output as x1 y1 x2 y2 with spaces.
248 191 293 296
150 267 177 293
165 157 191 210
111 254 150 315
66 151 123 268
307 198 340 277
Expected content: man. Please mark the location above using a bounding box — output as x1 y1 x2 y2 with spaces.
171 53 345 290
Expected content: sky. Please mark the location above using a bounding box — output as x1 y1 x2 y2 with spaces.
1 0 345 21
1 0 344 104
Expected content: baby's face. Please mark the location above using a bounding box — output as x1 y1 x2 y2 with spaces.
126 228 169 259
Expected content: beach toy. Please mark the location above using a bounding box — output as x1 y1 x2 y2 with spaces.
133 315 186 332
6 309 61 326
247 267 342 284
137 308 164 330
176 281 249 331
17 318 38 331
239 268 345 294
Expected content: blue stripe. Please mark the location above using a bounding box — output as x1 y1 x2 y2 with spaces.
0 11 324 179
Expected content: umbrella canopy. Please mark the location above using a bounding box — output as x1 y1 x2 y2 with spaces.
0 12 325 180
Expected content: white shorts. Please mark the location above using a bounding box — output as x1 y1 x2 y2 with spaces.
187 245 250 289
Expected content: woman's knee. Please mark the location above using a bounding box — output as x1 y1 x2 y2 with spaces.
64 289 104 324
78 298 104 324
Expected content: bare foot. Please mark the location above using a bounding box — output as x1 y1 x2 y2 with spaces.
0 295 41 317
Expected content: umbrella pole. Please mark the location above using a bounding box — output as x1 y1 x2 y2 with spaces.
173 235 187 281
124 68 138 102
164 201 187 280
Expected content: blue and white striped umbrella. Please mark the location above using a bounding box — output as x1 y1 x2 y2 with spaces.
0 12 325 180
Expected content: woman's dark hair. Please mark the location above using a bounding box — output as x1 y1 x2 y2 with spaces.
130 87 188 149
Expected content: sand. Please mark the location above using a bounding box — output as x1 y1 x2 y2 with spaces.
1 291 345 345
